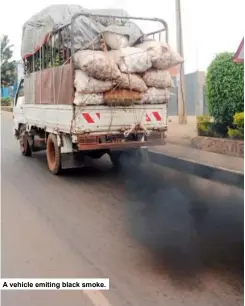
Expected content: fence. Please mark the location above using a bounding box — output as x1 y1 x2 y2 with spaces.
1 83 18 99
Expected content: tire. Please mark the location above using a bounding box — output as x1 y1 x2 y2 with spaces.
19 126 32 157
46 134 62 175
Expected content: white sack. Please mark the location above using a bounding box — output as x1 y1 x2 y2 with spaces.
73 92 104 106
136 39 164 61
116 73 147 92
73 50 121 80
117 47 152 73
74 70 113 94
141 87 171 104
143 69 173 89
137 40 183 69
152 45 183 70
103 31 129 50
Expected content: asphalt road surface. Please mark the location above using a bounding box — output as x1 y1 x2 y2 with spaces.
1 112 244 306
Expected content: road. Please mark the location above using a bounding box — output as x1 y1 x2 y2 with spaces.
1 112 244 306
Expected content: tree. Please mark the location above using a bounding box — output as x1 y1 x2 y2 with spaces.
206 52 244 126
1 35 17 86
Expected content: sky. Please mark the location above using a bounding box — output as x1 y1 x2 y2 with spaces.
0 0 244 73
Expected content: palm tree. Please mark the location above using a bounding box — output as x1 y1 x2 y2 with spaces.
1 35 17 86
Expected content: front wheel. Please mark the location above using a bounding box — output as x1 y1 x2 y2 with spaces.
19 126 32 157
46 134 62 175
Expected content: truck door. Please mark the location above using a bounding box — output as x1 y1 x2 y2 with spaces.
13 78 25 134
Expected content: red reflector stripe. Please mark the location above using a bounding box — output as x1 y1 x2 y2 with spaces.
146 114 151 122
152 111 162 121
82 113 94 123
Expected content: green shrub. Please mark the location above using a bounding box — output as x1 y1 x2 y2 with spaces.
228 128 243 139
196 115 212 124
233 112 244 130
227 112 244 140
1 97 13 106
197 116 212 136
197 115 228 137
206 52 244 126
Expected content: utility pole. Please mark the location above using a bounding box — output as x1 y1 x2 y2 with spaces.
175 0 187 124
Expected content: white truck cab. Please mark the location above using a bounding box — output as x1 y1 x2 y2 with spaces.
13 77 25 137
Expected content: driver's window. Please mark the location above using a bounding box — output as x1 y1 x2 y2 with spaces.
15 79 24 106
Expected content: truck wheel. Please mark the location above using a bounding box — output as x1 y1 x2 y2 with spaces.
19 126 32 157
46 134 62 175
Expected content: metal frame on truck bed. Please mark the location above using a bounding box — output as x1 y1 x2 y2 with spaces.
13 12 169 174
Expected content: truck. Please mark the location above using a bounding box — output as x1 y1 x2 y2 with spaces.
13 6 170 175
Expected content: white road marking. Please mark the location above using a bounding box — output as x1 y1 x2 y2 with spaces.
84 290 112 306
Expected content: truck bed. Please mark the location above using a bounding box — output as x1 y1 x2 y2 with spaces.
20 104 168 135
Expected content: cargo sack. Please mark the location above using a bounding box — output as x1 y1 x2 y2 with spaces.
116 47 152 73
143 69 173 89
137 40 183 69
104 89 141 106
73 92 104 106
73 50 121 81
116 73 147 92
141 87 171 104
103 31 129 50
136 40 164 61
152 45 183 70
74 70 113 94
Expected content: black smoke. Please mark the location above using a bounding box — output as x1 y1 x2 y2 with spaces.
116 153 244 291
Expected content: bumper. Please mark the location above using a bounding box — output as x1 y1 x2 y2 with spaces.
77 139 166 151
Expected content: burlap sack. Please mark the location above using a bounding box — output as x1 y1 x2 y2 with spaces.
152 45 183 70
136 39 164 61
73 92 104 106
137 40 183 69
117 47 152 73
143 69 173 89
73 50 121 81
74 70 113 94
116 73 147 92
104 89 141 106
141 87 171 104
103 31 129 50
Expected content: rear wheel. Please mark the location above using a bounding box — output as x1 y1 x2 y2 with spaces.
19 126 32 157
46 134 62 175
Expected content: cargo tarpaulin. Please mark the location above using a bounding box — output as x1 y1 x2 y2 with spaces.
21 5 143 59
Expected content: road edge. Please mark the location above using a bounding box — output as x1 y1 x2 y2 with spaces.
148 150 244 189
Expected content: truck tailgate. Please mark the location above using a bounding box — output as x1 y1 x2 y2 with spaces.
73 104 167 134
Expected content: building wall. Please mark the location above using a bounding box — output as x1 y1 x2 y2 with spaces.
168 70 207 116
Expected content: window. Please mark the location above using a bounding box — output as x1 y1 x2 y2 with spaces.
15 79 24 106
18 79 24 97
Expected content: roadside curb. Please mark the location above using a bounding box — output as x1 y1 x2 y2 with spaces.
148 150 244 189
